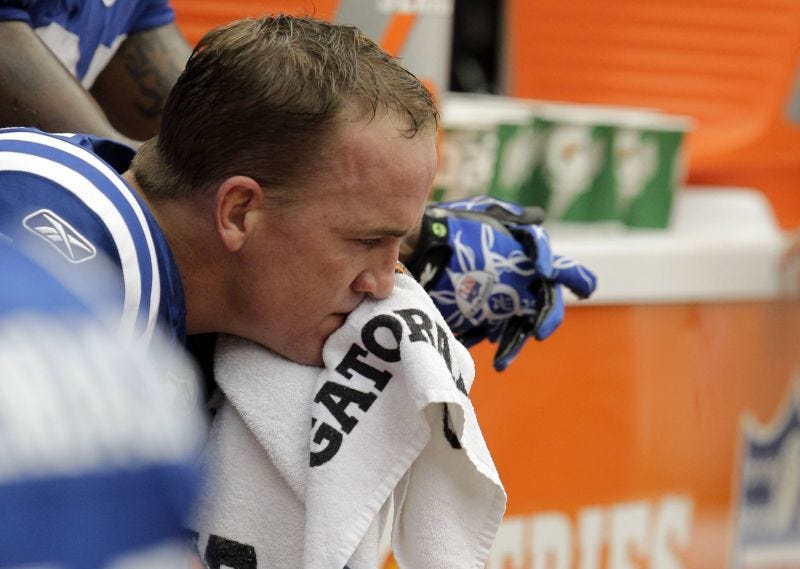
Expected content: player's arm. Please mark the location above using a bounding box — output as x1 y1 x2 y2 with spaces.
0 20 126 140
90 23 191 142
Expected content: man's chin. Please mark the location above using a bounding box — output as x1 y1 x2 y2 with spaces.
272 339 325 368
278 348 324 368
267 318 346 367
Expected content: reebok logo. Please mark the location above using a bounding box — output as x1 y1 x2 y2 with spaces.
23 209 96 263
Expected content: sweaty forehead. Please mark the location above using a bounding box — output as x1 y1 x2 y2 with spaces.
308 115 427 185
281 110 435 234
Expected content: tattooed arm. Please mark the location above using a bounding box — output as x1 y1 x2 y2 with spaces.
0 21 126 141
91 23 191 142
0 19 188 145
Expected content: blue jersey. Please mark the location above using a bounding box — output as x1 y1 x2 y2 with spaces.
0 127 186 346
0 0 175 86
0 242 204 568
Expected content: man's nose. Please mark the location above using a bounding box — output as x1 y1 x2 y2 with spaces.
351 258 396 300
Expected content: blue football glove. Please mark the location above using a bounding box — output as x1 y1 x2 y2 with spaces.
406 196 597 371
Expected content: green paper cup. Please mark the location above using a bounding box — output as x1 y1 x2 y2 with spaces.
526 104 618 223
432 95 499 202
611 111 692 228
434 94 536 203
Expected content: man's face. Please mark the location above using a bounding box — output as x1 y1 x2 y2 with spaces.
237 111 437 366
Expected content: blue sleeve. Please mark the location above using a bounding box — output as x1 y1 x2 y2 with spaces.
0 0 34 25
0 128 185 347
0 244 204 569
128 0 175 34
0 241 93 317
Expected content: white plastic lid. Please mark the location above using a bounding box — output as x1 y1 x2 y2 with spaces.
533 100 692 131
440 93 693 132
440 93 535 126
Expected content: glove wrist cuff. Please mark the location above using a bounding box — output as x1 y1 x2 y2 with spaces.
405 208 453 290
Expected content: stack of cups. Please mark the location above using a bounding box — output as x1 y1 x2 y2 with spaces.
434 94 692 229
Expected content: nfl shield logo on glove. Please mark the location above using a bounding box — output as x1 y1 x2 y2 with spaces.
454 271 495 321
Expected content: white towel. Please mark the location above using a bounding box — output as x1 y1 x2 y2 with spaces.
193 271 506 568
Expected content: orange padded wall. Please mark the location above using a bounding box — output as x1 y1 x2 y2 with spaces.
504 0 800 228
170 0 341 46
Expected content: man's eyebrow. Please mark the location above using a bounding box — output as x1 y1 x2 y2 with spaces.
355 226 411 238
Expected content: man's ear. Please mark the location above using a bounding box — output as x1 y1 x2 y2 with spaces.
215 176 264 252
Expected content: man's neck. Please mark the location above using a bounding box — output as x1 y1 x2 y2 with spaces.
121 170 228 336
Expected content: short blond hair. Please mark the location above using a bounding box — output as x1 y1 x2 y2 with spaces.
132 14 438 201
